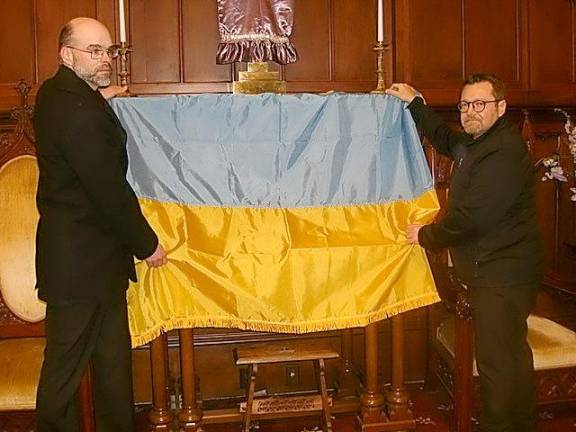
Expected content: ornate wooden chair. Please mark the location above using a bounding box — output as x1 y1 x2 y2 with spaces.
0 82 95 431
426 258 576 432
423 110 576 432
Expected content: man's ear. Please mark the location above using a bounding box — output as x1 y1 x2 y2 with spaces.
497 99 507 117
59 46 73 67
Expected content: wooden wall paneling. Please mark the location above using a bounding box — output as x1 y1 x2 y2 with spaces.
332 0 377 85
1 0 575 102
182 0 232 84
556 132 576 279
394 0 464 106
518 0 530 105
0 0 36 84
130 0 181 84
529 111 576 283
0 0 119 111
97 0 119 86
464 0 523 105
349 310 429 385
133 347 153 404
284 0 332 84
35 0 98 83
196 343 245 401
0 0 36 110
95 0 117 42
383 0 395 87
527 0 576 105
393 0 411 84
534 138 559 270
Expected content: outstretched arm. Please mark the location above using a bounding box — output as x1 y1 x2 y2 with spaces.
386 83 469 160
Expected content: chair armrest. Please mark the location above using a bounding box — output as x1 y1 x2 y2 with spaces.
427 251 472 320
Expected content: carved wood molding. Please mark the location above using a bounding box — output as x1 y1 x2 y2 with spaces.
0 80 36 166
436 343 576 411
0 413 37 431
0 297 25 325
536 368 576 402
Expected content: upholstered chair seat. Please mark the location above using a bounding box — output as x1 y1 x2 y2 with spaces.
0 150 94 430
0 338 45 411
437 314 576 376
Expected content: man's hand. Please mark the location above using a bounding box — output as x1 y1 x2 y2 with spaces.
406 224 423 245
385 83 420 104
145 243 168 268
99 85 128 100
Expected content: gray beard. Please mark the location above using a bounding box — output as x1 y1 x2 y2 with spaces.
77 70 111 88
73 63 111 88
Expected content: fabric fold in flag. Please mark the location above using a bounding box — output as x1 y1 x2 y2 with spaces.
112 93 441 347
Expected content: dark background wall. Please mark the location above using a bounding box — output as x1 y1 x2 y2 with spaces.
1 0 575 107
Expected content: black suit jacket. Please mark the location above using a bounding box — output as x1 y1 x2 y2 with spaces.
34 66 158 304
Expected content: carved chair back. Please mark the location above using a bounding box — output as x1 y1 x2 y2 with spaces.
0 82 95 431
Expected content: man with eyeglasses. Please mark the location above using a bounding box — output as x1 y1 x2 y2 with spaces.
386 74 543 432
34 17 167 431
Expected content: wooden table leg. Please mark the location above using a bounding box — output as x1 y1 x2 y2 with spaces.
386 314 413 424
179 328 203 431
148 334 174 430
315 358 333 432
357 323 387 430
244 363 258 432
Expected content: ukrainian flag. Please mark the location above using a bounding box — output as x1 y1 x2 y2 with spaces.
112 93 440 347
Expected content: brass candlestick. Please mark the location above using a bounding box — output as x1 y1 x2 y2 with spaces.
371 41 389 94
117 41 132 87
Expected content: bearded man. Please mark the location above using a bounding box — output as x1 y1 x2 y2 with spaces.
34 17 167 431
386 75 543 432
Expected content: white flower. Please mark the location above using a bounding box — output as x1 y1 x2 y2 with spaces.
550 166 568 182
551 108 576 202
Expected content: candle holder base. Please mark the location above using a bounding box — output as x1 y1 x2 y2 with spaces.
117 41 132 88
114 90 132 98
233 62 286 95
371 41 389 94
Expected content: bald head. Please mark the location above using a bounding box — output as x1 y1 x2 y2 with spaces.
58 17 114 89
59 17 112 50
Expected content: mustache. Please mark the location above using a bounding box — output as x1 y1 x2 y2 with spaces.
97 65 112 72
463 115 481 122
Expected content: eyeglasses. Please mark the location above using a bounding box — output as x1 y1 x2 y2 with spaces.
457 99 502 113
65 45 120 60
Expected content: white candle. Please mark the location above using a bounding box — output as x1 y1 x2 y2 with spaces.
377 0 384 41
118 0 126 42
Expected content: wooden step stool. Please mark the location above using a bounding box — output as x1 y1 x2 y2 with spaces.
234 341 340 432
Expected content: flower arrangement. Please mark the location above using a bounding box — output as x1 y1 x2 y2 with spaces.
537 108 576 202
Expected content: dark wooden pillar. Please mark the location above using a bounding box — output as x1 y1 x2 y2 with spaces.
357 322 387 429
149 334 174 430
386 314 414 427
357 318 416 431
178 328 203 431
